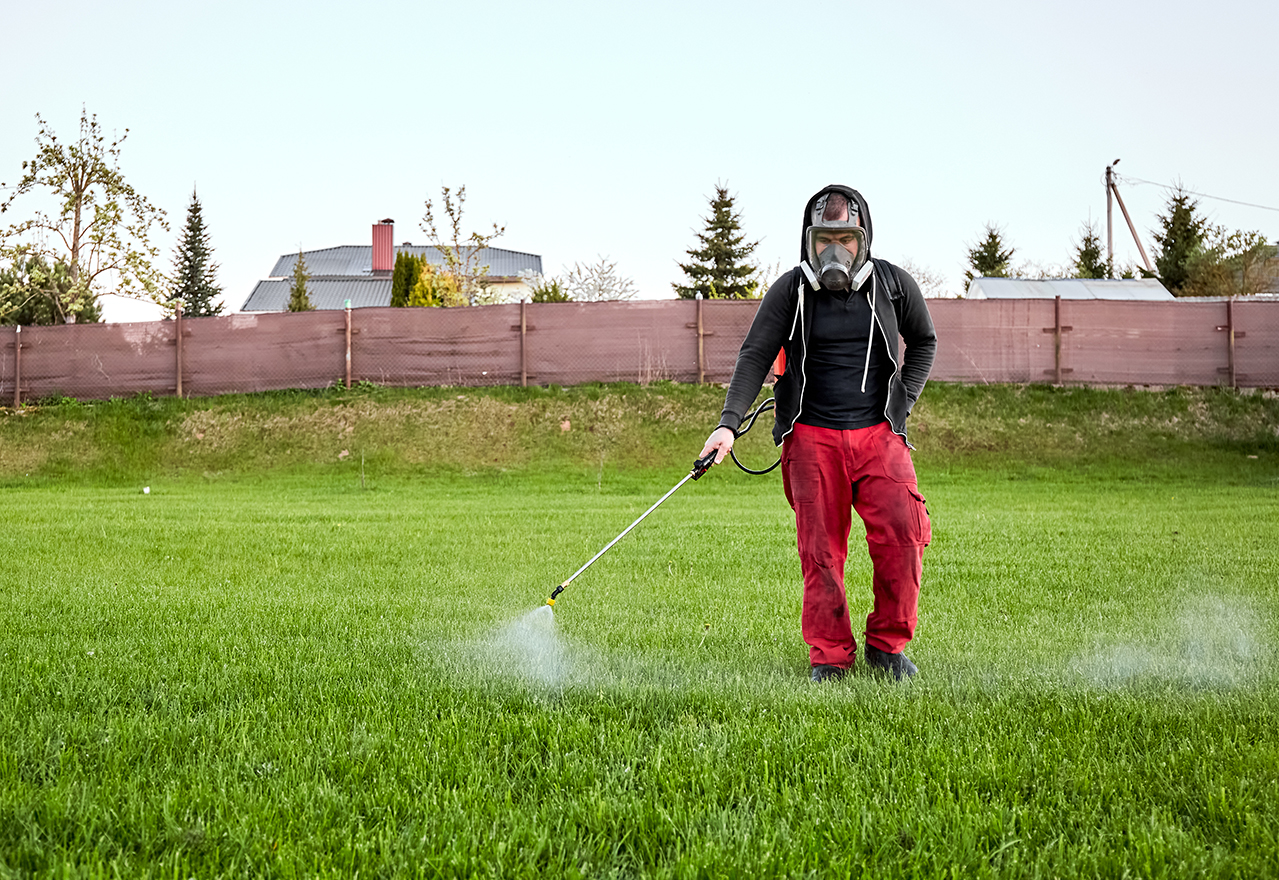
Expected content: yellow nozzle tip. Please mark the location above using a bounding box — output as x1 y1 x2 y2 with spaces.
546 598 556 606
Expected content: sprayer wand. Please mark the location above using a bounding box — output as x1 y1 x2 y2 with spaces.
546 450 718 607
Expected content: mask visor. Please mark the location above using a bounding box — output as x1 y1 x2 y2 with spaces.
806 226 867 270
806 225 868 287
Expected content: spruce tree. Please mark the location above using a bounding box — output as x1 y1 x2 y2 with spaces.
1152 185 1207 293
391 252 431 307
287 250 315 311
964 224 1015 290
390 252 412 307
1071 220 1111 279
169 188 224 316
674 184 760 299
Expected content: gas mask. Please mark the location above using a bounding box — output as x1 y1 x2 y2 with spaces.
804 193 869 291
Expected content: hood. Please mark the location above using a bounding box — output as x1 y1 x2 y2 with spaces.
799 184 874 263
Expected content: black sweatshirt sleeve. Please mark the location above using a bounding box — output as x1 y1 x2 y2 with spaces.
891 266 937 406
717 271 799 433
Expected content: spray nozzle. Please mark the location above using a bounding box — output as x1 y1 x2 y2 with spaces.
547 583 565 606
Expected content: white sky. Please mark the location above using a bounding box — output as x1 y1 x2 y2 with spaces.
3 0 1277 322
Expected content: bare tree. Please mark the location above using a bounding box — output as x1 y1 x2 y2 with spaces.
0 108 168 322
419 185 505 305
745 259 785 298
897 258 952 297
563 257 638 302
1014 259 1068 280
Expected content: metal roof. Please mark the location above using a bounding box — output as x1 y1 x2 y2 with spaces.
241 278 392 312
966 278 1174 301
267 245 542 279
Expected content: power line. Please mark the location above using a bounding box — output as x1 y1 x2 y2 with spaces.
1117 175 1279 213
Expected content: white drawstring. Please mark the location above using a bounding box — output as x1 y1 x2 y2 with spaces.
789 280 803 341
860 273 877 393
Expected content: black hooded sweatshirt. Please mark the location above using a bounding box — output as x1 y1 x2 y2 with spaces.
717 185 937 447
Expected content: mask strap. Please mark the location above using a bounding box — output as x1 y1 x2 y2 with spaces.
799 261 820 291
851 260 874 291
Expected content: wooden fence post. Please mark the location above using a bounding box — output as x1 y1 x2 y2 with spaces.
12 325 20 408
1042 296 1073 384
1227 297 1236 390
1215 297 1245 389
175 305 184 398
696 296 705 384
345 300 353 390
520 299 528 388
1054 296 1062 385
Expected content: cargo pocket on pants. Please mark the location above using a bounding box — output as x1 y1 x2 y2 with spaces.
909 489 932 546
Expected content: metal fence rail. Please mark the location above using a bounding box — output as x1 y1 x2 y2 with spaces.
2 298 1277 405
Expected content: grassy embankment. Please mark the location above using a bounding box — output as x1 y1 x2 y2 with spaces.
1 383 1277 877
2 381 1277 484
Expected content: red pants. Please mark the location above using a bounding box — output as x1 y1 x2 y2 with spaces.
781 421 931 667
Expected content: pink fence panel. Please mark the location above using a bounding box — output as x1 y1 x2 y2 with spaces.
1062 300 1226 386
522 300 699 386
12 321 176 400
354 305 521 387
183 310 345 396
1236 300 1279 388
926 299 1054 384
702 300 766 383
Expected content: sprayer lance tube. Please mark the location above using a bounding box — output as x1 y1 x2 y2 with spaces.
546 450 717 606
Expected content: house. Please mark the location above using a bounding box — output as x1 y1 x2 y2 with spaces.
965 277 1174 301
241 219 543 311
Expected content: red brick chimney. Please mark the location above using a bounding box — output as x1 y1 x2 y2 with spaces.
372 218 394 273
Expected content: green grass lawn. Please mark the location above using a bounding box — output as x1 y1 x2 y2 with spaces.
1 384 1277 877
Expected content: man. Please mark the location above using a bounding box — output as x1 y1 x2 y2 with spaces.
700 185 937 682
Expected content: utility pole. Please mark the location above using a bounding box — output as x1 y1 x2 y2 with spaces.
1110 180 1155 275
1105 159 1118 268
1103 158 1156 276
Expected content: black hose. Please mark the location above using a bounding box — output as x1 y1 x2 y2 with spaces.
729 398 781 475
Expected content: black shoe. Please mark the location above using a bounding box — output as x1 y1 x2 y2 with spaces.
810 664 848 683
863 645 918 681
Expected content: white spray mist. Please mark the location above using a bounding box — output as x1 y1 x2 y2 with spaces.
486 605 570 685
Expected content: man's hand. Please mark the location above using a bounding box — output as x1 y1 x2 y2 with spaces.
699 426 736 465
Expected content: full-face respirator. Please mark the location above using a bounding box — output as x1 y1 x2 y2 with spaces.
804 193 871 291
